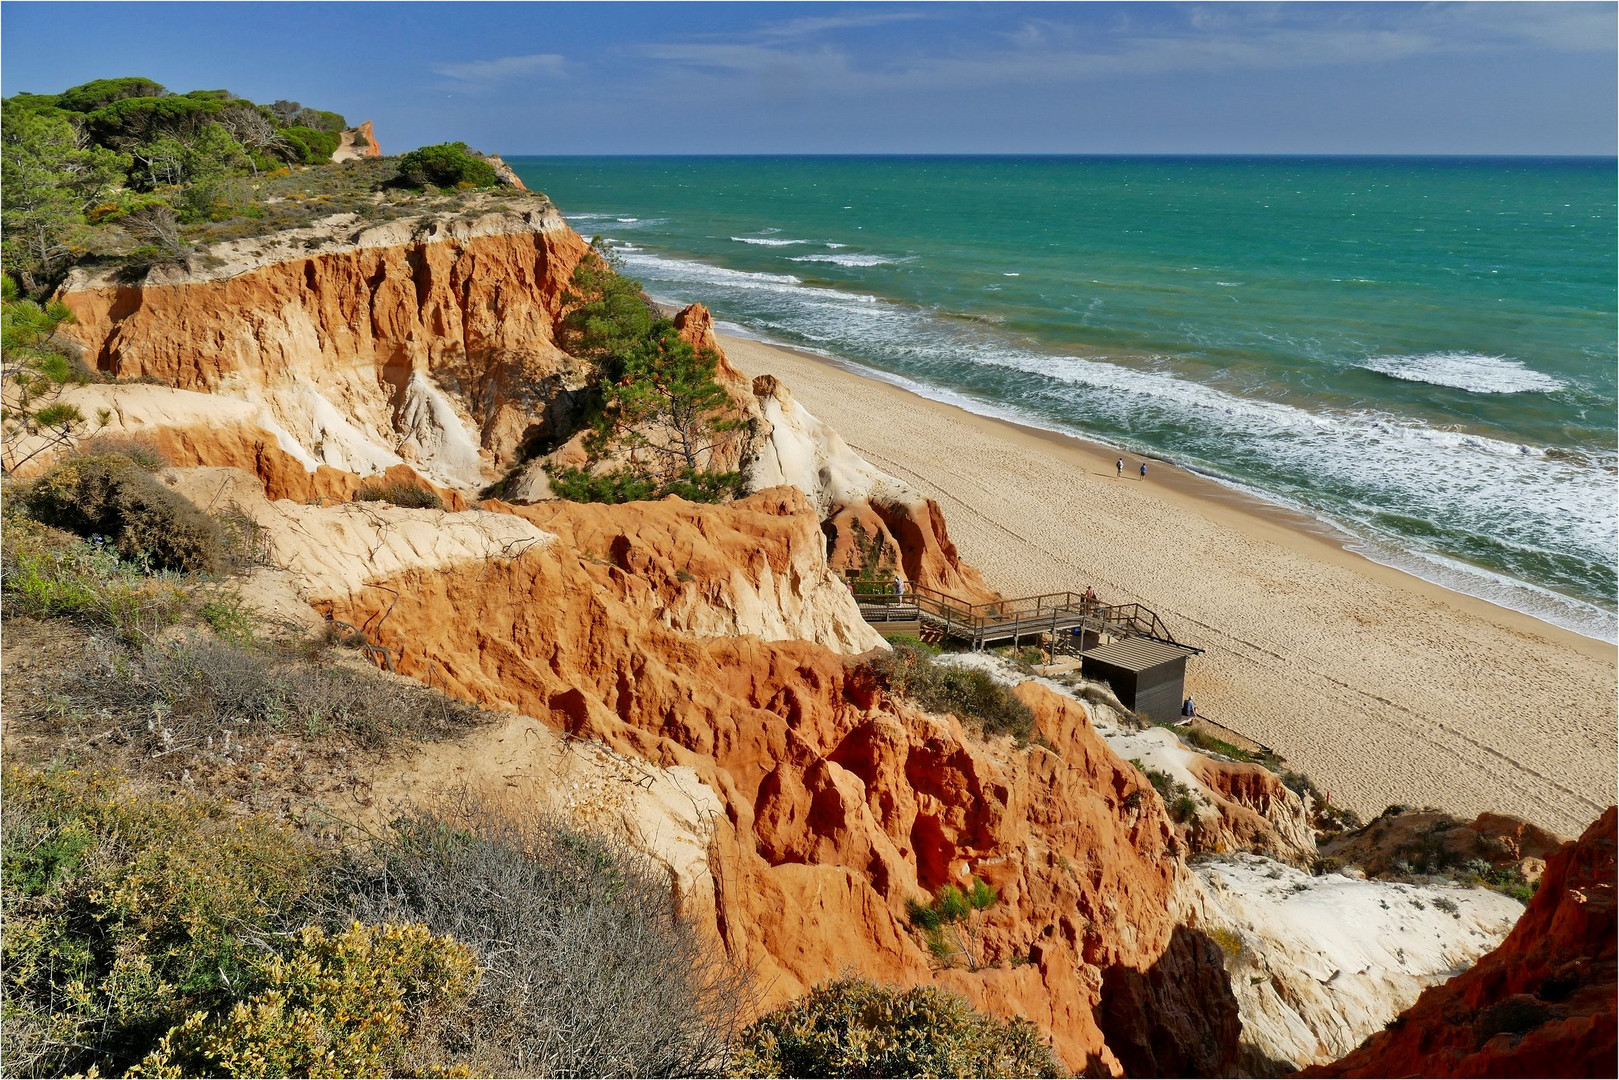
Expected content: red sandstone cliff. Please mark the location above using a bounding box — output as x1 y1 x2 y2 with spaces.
304 486 1225 1074
1307 807 1616 1078
55 197 592 489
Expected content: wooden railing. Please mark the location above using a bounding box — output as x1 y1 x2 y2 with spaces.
851 583 1195 650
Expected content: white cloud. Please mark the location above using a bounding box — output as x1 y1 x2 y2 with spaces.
433 52 568 83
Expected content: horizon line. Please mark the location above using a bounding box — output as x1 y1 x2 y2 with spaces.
499 151 1619 160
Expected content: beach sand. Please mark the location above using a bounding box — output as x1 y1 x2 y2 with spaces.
720 332 1618 836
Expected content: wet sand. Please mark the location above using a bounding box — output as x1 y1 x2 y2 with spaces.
721 332 1618 836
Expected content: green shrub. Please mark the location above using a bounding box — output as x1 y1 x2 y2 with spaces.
24 452 222 572
865 643 1034 742
391 142 498 190
547 463 740 505
906 877 998 970
1142 766 1199 824
1 523 187 640
353 479 444 510
1 769 481 1078
729 977 1063 1079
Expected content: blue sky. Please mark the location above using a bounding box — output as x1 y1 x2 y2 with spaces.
3 2 1614 155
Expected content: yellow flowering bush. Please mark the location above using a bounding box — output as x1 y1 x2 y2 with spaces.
131 922 478 1078
1 769 480 1078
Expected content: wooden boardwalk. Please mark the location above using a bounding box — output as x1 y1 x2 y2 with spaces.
855 584 1202 656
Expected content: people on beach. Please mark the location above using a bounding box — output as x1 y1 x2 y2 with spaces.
1082 585 1098 606
1181 695 1196 720
1139 462 1148 479
1116 458 1123 477
893 573 907 597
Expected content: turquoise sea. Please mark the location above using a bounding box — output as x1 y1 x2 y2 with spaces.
507 157 1618 642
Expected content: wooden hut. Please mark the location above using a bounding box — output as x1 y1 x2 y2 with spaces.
1080 639 1199 724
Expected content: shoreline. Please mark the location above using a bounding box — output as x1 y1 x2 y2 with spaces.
716 328 1618 835
716 319 1616 647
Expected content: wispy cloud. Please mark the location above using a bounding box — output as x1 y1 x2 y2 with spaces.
751 10 932 41
433 52 568 83
629 2 1613 98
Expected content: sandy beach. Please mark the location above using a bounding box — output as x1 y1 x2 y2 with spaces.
720 332 1618 836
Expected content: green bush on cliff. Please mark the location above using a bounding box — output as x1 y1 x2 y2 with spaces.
865 642 1035 743
728 977 1064 1079
391 141 499 190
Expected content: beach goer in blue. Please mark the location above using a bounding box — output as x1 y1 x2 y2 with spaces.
1139 462 1148 479
1181 695 1196 720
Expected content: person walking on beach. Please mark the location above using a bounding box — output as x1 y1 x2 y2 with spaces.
1139 462 1148 480
1116 458 1123 477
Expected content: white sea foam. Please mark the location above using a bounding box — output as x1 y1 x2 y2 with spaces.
1003 272 1020 277
1360 353 1566 394
826 243 849 249
732 236 810 246
789 253 902 267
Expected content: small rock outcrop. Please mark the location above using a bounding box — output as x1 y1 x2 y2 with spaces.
747 373 996 601
479 153 529 190
331 119 382 161
1322 807 1565 885
1308 807 1616 1078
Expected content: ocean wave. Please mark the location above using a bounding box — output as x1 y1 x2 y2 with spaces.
1360 353 1567 394
732 236 810 246
789 253 902 267
826 243 848 249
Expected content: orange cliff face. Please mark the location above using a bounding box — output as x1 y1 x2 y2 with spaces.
1306 806 1617 1079
311 486 1240 1075
53 200 593 490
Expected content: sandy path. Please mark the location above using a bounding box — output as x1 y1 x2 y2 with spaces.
721 334 1617 836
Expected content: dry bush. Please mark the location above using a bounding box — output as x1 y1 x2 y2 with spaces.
353 479 444 510
331 790 753 1077
51 634 485 753
23 452 222 573
76 432 169 470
